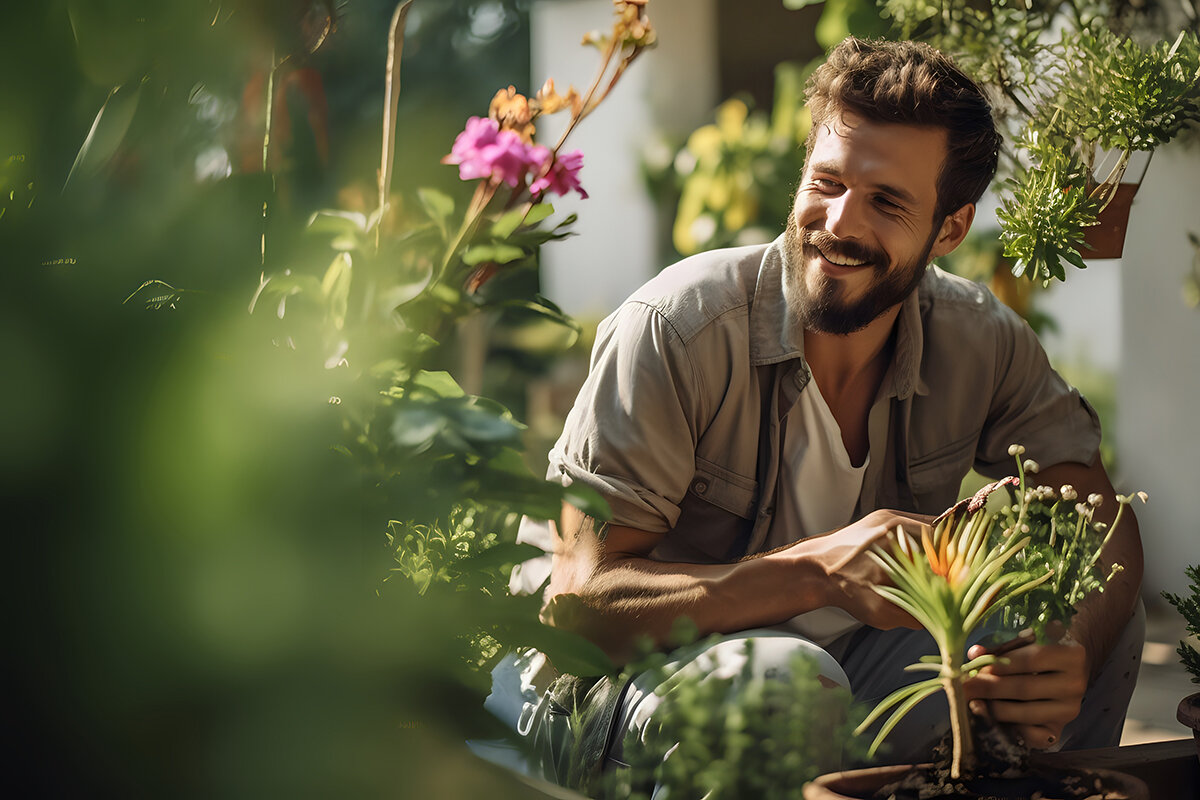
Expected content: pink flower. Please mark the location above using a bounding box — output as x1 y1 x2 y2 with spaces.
530 149 587 199
442 116 535 188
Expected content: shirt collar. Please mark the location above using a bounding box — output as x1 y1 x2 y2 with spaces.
749 234 929 399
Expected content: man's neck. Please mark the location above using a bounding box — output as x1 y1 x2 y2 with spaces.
803 303 901 401
801 303 902 467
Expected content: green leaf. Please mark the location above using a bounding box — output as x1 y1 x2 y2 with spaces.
462 243 527 266
64 80 143 189
307 209 368 237
389 406 445 452
412 370 465 398
563 483 612 522
450 402 523 444
491 203 556 239
418 187 455 232
321 252 352 330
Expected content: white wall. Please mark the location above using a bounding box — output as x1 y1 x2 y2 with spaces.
531 0 718 318
1116 143 1200 598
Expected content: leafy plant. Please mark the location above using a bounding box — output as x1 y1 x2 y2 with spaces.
877 0 1200 285
1161 565 1200 683
860 445 1143 780
225 1 664 680
593 639 868 800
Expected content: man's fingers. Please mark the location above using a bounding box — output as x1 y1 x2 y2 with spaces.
966 669 1086 702
982 643 1085 676
1013 723 1062 751
979 697 1079 725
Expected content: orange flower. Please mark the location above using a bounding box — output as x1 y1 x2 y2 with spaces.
488 86 536 143
922 527 970 588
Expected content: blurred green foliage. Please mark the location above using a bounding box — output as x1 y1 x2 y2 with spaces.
0 1 623 796
591 641 868 799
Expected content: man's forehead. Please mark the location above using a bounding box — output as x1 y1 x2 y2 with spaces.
808 114 947 196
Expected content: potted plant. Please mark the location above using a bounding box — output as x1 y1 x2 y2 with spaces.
804 446 1149 799
875 0 1200 284
1161 565 1200 760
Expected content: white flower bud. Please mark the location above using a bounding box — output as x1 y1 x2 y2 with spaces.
1088 493 1104 507
1060 485 1077 501
1136 491 1149 503
1008 444 1026 456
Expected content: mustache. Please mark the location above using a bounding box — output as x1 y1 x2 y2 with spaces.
802 229 885 267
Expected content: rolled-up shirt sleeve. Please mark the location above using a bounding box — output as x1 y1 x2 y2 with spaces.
974 302 1102 477
548 300 705 534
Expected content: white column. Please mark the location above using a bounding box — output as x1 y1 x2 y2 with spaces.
1116 143 1200 597
531 0 718 318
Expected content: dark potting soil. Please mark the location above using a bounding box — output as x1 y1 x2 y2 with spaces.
872 718 1122 799
876 763 1122 799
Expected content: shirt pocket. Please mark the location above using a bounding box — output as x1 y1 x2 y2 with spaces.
907 431 978 496
688 456 758 519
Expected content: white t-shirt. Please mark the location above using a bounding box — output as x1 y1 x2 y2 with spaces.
766 377 869 646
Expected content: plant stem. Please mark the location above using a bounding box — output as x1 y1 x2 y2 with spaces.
261 52 277 269
942 637 974 780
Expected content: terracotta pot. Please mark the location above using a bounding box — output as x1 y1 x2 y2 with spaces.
803 762 1149 799
1082 182 1140 260
1177 691 1200 763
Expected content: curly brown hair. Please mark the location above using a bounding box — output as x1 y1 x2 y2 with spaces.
805 37 1001 222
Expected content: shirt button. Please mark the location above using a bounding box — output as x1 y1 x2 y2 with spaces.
693 480 708 494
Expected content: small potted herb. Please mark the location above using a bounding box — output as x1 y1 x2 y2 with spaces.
1161 565 1200 760
804 446 1148 799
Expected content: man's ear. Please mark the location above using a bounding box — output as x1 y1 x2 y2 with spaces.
929 203 976 259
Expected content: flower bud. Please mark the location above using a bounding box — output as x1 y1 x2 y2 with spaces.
1088 493 1104 507
1008 444 1026 456
1023 459 1040 474
1060 485 1077 501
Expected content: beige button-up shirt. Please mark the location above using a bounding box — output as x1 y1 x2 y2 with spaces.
519 237 1100 574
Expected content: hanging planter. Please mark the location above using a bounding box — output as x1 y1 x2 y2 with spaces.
1080 150 1153 260
1082 181 1139 259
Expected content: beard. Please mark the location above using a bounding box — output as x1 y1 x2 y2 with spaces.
782 211 937 335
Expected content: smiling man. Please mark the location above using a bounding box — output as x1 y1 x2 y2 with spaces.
504 37 1144 785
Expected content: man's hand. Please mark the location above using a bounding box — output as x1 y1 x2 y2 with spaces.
799 508 932 630
963 638 1089 750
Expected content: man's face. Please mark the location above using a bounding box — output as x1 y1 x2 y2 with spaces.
784 113 951 335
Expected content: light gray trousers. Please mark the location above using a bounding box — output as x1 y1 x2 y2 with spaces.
607 600 1145 769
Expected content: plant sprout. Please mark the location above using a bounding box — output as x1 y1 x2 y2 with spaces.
857 445 1143 779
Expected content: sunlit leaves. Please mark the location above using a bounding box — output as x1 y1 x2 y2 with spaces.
997 148 1098 285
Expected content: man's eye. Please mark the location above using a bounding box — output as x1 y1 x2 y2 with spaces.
814 178 840 190
875 196 901 210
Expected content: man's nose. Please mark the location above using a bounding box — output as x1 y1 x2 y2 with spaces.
825 192 867 240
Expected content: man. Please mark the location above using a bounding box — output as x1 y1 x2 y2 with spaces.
503 37 1144 782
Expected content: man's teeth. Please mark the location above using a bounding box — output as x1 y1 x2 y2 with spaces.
820 249 868 267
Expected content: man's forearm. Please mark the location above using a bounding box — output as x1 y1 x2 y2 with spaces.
540 504 924 664
542 549 822 662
